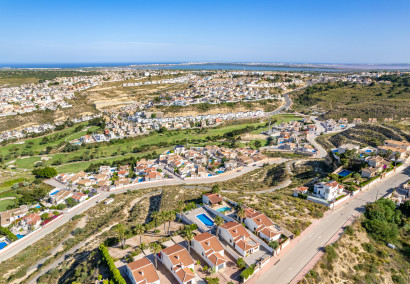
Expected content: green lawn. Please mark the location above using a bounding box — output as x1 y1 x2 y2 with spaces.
54 147 170 173
0 199 16 211
250 114 302 134
0 122 98 158
4 114 299 175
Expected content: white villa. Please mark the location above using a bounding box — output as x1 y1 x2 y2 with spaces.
191 232 227 272
313 181 345 201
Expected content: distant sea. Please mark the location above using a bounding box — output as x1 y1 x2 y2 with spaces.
1 62 409 72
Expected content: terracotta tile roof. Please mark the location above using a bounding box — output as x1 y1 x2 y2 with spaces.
193 232 224 253
203 193 223 204
127 257 160 284
173 265 196 283
207 251 227 266
161 244 194 267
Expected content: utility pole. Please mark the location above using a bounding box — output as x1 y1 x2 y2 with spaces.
375 189 380 201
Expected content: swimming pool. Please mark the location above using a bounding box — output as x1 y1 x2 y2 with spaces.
216 206 231 213
338 169 353 177
50 190 60 196
365 150 372 153
216 170 224 174
0 242 6 250
196 214 214 226
16 234 25 239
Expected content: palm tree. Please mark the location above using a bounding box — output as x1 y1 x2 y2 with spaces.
176 200 185 222
167 211 176 235
352 173 360 184
161 211 167 234
214 215 224 236
184 231 194 253
150 243 162 269
386 149 393 159
115 223 127 249
134 224 145 246
151 211 160 230
394 152 400 166
237 207 246 224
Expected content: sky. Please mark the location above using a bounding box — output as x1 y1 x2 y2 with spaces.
1 0 410 64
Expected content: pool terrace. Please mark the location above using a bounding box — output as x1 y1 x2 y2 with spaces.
212 201 233 215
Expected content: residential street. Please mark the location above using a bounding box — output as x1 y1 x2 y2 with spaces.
0 158 287 263
254 163 410 284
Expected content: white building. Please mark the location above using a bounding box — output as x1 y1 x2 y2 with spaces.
243 208 281 242
313 181 344 201
126 257 160 284
218 221 260 257
191 232 227 271
159 244 196 284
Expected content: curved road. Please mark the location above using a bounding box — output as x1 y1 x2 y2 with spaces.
0 97 327 263
254 162 409 284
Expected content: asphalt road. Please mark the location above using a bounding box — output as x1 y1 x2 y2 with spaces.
255 162 410 284
0 158 287 263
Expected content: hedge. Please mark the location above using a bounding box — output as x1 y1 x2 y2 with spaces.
99 244 126 284
0 227 17 242
240 264 256 280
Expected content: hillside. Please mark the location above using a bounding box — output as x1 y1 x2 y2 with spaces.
291 80 410 121
317 124 410 151
300 199 410 284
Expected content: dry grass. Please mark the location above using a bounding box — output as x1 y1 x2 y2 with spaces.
300 220 410 284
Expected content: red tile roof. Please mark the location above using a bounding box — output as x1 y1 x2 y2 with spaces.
127 257 160 284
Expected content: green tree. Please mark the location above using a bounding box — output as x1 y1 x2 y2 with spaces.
149 243 162 269
114 223 127 249
176 200 185 222
133 224 145 246
184 230 194 253
32 167 57 178
214 215 224 236
211 184 220 194
151 211 160 230
237 207 246 224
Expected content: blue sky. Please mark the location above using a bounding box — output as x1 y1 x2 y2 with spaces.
1 0 409 64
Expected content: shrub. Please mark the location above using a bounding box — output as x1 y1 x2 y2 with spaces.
32 167 57 178
71 214 83 221
361 242 375 253
269 240 279 250
237 257 246 269
325 245 338 263
294 229 301 236
205 277 219 284
0 227 17 242
392 274 406 284
57 203 67 210
240 264 256 280
99 244 126 284
345 225 354 236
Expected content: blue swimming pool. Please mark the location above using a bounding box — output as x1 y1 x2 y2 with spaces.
216 170 224 174
50 190 60 196
216 206 231 213
365 150 372 153
338 170 353 177
16 234 25 239
0 242 7 250
196 214 214 226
